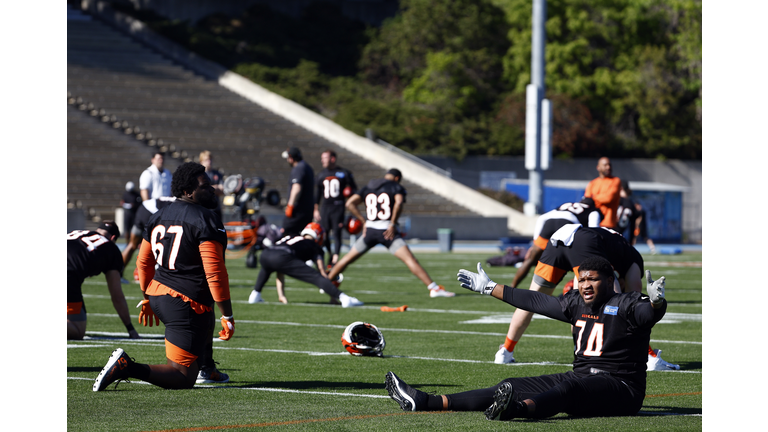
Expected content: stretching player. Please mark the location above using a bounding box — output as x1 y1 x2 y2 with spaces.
326 168 455 298
494 224 679 371
247 222 362 307
67 221 139 340
94 162 234 391
496 197 602 362
386 257 667 420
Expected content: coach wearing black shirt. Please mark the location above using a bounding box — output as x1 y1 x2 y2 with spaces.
281 147 315 236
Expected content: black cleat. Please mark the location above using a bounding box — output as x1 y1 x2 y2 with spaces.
484 381 526 421
385 371 428 411
93 348 133 391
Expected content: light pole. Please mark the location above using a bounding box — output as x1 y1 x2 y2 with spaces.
524 0 552 216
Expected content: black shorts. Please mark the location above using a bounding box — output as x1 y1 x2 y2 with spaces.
149 294 214 366
67 272 85 304
535 228 643 287
131 205 154 237
255 248 341 297
67 272 87 319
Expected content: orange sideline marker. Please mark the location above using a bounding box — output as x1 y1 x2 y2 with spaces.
381 305 408 312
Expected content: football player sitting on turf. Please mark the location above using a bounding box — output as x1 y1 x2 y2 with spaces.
386 257 667 421
67 221 140 340
493 223 679 371
247 222 362 307
326 168 455 298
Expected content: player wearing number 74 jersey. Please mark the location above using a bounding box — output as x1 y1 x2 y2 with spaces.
326 168 455 298
94 162 234 391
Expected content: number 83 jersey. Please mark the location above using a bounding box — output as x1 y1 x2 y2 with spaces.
143 200 228 304
356 178 407 229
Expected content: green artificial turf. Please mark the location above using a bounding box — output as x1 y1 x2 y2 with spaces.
67 249 702 431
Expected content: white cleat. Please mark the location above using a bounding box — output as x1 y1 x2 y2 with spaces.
248 290 265 304
340 294 363 308
647 349 680 371
429 286 456 298
494 346 516 364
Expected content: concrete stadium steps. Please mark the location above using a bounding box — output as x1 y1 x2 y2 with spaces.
67 103 180 228
67 11 478 230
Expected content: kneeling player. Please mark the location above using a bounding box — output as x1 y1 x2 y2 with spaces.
93 162 234 391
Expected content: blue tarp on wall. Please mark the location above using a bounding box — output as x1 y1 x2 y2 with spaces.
504 182 683 242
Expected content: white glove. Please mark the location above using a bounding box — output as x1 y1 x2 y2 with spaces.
646 270 665 305
457 263 497 295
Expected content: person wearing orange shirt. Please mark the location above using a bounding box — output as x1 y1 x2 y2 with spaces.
584 157 621 228
93 162 235 391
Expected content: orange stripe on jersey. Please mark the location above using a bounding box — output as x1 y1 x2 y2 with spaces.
146 281 212 314
136 240 156 292
533 236 549 250
200 241 230 302
164 338 198 367
67 302 83 315
533 261 567 285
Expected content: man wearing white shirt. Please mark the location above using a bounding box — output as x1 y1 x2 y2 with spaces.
139 152 173 200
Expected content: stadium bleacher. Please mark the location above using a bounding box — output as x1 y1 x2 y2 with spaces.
67 10 480 231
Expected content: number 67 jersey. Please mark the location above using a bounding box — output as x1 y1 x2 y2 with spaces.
143 199 228 306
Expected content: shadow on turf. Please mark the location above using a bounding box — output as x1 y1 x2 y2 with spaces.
677 361 702 370
227 380 461 392
638 406 703 416
68 366 103 373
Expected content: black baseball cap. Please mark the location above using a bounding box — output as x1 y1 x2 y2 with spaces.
98 220 121 240
282 147 302 161
386 168 402 179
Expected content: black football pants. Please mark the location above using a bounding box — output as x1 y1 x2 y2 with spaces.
254 248 342 298
446 371 644 418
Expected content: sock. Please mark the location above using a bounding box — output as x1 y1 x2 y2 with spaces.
503 337 517 352
427 282 439 290
426 394 444 411
648 345 656 356
130 362 151 381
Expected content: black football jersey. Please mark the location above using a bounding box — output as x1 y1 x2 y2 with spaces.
554 201 603 227
289 160 315 214
538 218 572 243
355 178 407 223
67 230 123 281
316 166 357 209
616 197 640 243
560 290 663 379
274 235 324 262
143 200 228 305
537 226 644 283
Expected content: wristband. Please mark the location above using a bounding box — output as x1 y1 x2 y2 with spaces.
221 315 233 320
